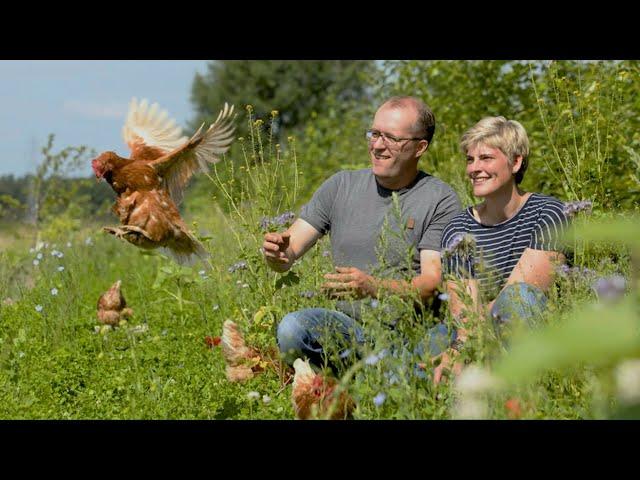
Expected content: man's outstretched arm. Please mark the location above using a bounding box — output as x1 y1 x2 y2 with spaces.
322 249 442 304
262 218 323 273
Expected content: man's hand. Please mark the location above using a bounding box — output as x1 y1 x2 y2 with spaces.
322 266 376 299
433 349 464 386
263 232 291 271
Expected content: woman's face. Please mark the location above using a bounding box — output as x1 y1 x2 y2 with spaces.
465 142 521 198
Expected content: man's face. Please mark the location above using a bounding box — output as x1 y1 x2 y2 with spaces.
368 106 426 188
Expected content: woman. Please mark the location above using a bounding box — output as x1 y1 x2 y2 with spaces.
435 116 568 383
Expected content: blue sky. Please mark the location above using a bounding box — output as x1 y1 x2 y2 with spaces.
0 60 211 177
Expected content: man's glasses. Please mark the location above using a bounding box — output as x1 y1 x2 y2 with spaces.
365 129 424 148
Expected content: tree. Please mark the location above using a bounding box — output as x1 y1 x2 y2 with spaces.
190 60 376 139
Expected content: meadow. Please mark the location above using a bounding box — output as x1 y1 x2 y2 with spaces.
0 60 638 419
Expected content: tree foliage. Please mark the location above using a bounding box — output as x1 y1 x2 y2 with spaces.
190 60 376 139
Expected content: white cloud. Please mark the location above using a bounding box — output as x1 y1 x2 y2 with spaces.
63 100 127 119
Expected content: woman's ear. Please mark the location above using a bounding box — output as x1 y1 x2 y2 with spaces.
512 155 523 174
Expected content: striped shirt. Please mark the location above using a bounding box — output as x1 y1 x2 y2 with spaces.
440 193 568 299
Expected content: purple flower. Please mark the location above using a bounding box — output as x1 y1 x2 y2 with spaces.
365 350 387 366
322 250 331 258
259 211 296 231
299 290 316 299
563 200 593 218
373 392 386 407
443 233 476 256
593 275 627 301
438 293 450 301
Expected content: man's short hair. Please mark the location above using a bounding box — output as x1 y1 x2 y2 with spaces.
381 96 436 145
459 116 530 185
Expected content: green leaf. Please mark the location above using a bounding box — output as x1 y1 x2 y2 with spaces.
493 297 640 384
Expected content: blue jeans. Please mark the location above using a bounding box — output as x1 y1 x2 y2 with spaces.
490 282 548 335
276 308 456 373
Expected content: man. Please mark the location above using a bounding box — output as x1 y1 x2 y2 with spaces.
263 96 461 374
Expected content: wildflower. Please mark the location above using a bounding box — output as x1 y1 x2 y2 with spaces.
35 305 43 312
85 237 93 246
373 392 386 407
339 348 352 359
443 233 476 256
213 305 220 311
322 250 331 258
36 253 43 260
66 242 72 248
198 270 206 276
593 274 626 301
454 365 500 396
130 324 149 334
259 211 296 231
33 259 39 266
504 398 522 419
438 293 450 301
615 359 640 405
563 200 593 218
247 391 260 400
29 248 35 253
242 283 250 288
50 288 58 296
18 352 25 359
161 329 168 336
262 395 271 404
364 351 386 366
370 299 379 309
58 266 65 272
299 290 315 299
453 397 489 419
93 326 101 334
228 260 248 273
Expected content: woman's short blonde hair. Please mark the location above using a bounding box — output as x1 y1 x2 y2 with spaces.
460 116 530 184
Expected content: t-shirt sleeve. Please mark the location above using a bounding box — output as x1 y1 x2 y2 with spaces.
440 224 475 280
529 200 569 251
298 172 342 235
418 186 463 252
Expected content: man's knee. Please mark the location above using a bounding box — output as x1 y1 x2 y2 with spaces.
277 312 306 358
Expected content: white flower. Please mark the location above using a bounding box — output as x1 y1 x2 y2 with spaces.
36 253 43 260
66 242 72 248
130 324 149 334
247 391 260 400
18 351 25 358
452 397 489 419
50 250 59 257
50 288 58 296
213 305 220 311
35 305 43 312
33 259 40 266
58 266 65 272
615 359 640 405
262 395 271 404
438 293 450 301
198 270 206 276
29 248 35 253
57 252 64 258
85 237 93 246
242 283 249 288
454 365 500 396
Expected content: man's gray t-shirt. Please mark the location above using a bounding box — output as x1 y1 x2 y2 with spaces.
300 169 462 280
